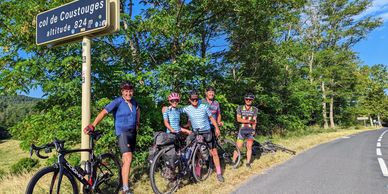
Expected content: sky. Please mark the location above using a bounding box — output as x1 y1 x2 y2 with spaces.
24 0 388 98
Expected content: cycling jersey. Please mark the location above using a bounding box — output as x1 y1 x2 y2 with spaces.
236 105 258 129
163 107 183 133
200 99 220 121
183 104 212 132
104 97 139 136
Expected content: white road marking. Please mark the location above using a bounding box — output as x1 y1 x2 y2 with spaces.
341 136 350 139
377 142 381 147
378 138 382 142
378 158 388 177
377 148 382 156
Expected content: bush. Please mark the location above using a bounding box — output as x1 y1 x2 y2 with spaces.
0 169 6 179
10 158 40 174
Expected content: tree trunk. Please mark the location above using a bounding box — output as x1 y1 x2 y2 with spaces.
377 114 382 127
321 81 329 129
369 116 374 127
309 51 314 84
329 94 335 128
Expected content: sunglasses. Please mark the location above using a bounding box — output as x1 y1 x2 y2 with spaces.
170 99 179 103
244 98 253 101
190 98 199 102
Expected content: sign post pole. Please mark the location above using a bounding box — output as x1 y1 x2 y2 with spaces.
81 36 91 163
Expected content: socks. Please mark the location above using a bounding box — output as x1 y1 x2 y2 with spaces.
123 185 129 191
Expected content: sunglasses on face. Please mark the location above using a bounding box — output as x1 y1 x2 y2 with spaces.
245 98 253 101
170 99 179 103
190 98 199 102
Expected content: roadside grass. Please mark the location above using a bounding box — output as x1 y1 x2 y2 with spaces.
0 139 29 174
0 126 379 194
132 126 378 194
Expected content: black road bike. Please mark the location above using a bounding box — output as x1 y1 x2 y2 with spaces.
149 130 212 194
213 132 241 169
26 131 122 194
258 140 296 155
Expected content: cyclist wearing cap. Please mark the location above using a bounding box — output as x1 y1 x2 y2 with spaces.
232 92 258 168
83 81 139 194
182 90 225 182
200 86 223 129
162 92 191 134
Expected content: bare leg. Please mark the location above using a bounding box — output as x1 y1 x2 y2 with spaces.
121 152 132 189
246 139 253 164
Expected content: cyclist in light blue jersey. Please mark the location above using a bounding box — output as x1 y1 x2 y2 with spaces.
183 90 224 182
162 92 191 134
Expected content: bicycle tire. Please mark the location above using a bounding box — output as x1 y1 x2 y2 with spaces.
150 146 180 194
25 165 79 194
94 153 122 194
191 143 212 182
271 143 296 155
218 138 241 169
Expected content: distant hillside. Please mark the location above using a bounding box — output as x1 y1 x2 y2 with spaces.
0 95 40 139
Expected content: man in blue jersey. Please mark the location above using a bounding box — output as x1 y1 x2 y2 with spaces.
183 90 225 182
84 81 140 194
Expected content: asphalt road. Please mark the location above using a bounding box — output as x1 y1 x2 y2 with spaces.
233 128 388 194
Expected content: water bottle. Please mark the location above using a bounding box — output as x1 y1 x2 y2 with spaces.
75 165 86 176
83 161 91 175
185 147 192 161
200 145 209 159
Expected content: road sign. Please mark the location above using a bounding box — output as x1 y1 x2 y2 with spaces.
357 117 369 120
36 0 110 45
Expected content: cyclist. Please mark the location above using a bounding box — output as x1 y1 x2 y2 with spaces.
232 92 258 168
183 90 225 182
84 81 140 194
200 86 223 129
162 92 191 134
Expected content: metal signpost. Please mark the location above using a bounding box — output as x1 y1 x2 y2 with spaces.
36 0 120 168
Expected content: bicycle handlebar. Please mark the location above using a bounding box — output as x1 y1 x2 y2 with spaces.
30 131 103 159
30 139 64 159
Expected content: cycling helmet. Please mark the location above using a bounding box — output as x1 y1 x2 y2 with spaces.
168 92 180 101
120 81 133 90
189 90 199 97
244 92 255 100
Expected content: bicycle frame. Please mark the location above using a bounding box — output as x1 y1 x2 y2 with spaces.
30 131 105 193
56 148 94 188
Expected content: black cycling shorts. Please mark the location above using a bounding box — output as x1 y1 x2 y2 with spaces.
117 131 136 154
200 131 216 149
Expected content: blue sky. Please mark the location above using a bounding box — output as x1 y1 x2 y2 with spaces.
353 0 388 66
25 0 388 98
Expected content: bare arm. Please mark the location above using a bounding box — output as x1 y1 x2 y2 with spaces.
209 116 220 137
236 114 254 124
92 109 109 127
252 116 257 129
217 111 223 126
136 108 140 130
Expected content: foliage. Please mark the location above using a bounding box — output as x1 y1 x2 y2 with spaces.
0 0 387 169
10 158 40 174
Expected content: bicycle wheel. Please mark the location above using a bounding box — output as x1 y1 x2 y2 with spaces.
218 138 241 169
191 144 212 182
150 146 180 194
25 166 78 194
94 153 122 194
